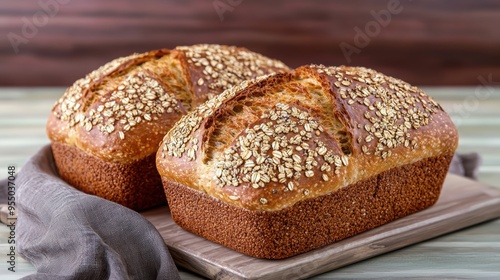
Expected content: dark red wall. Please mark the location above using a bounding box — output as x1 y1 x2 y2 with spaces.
1 0 499 86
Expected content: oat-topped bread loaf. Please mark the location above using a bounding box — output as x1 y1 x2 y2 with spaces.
46 44 289 210
156 65 459 259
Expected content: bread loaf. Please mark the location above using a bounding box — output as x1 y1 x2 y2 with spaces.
46 44 289 210
156 65 458 259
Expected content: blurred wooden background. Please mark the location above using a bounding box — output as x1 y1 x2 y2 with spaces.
1 0 499 86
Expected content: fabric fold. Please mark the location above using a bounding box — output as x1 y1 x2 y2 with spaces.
11 145 180 280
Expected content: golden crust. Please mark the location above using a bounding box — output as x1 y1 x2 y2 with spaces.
157 65 459 211
46 44 290 210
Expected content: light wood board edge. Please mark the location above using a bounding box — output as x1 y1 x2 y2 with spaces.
142 174 500 280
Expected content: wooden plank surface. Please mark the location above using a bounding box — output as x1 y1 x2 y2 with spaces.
1 0 500 86
141 174 500 280
1 87 500 279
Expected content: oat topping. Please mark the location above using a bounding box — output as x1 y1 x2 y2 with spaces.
54 53 142 127
81 72 181 139
177 44 288 99
54 46 289 144
53 53 182 140
214 103 348 192
312 64 440 159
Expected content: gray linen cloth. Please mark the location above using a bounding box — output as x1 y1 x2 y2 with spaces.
0 145 480 280
0 145 180 280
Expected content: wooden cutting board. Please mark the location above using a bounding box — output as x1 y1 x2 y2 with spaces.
141 174 500 280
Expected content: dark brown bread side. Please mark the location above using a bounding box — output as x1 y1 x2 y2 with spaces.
47 45 289 210
163 155 451 259
156 65 459 258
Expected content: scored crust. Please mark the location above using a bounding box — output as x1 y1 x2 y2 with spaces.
157 65 459 212
46 45 289 210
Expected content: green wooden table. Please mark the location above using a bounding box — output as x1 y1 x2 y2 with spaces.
1 87 499 279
